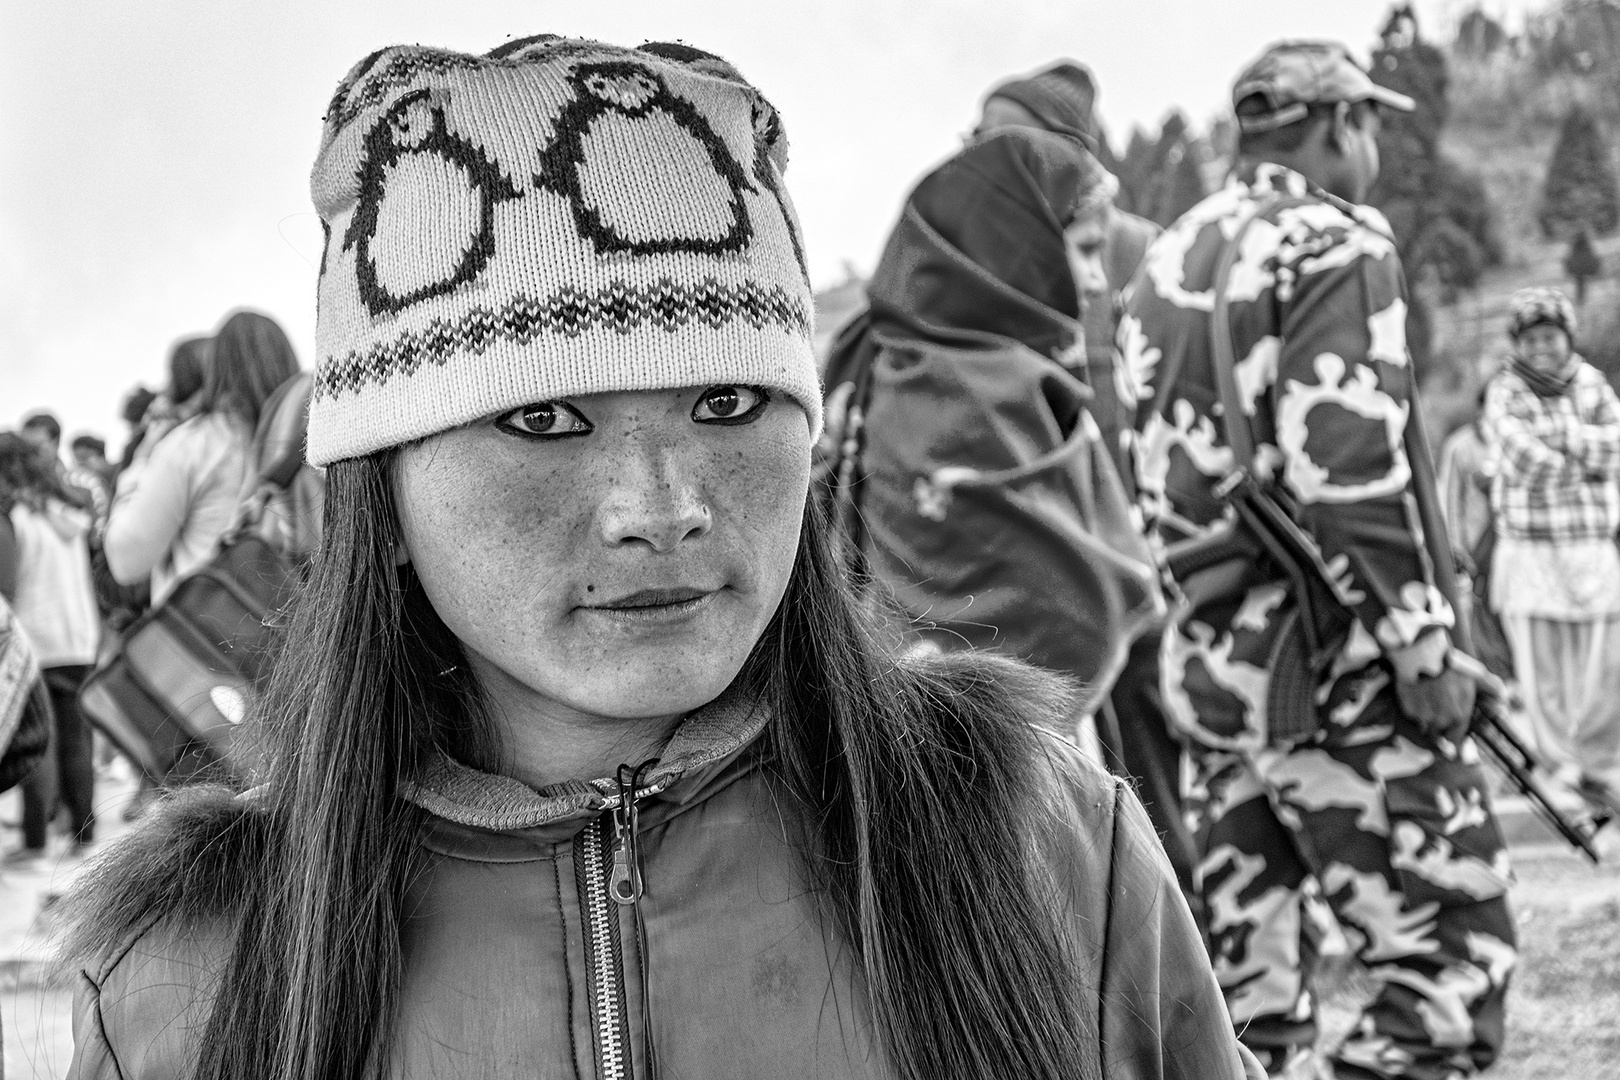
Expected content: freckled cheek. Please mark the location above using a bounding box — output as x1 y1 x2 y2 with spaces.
707 431 810 549
410 467 586 595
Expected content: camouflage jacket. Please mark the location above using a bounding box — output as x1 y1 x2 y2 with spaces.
1119 164 1452 750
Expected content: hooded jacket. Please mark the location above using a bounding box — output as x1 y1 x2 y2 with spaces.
67 673 1252 1080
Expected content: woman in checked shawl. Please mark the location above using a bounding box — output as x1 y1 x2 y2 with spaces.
1484 286 1620 814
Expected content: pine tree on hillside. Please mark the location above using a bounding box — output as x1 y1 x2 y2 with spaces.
1540 104 1620 239
1566 228 1603 302
1157 142 1208 226
1114 112 1192 224
1368 4 1499 370
1456 7 1507 58
1115 129 1157 219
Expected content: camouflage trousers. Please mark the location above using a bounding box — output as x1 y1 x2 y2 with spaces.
1189 664 1517 1079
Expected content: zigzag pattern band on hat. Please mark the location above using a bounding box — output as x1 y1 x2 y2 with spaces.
315 277 813 403
307 35 820 466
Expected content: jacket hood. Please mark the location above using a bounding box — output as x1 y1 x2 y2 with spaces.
401 685 771 833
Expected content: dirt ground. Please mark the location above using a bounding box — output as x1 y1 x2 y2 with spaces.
1470 839 1620 1079
1316 827 1620 1080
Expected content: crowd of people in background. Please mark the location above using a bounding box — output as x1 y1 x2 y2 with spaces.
0 26 1615 1080
1 309 305 863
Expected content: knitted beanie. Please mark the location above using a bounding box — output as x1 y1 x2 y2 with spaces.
986 62 1098 149
1506 286 1577 342
306 36 819 466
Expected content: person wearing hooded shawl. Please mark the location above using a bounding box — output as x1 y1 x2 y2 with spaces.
1483 287 1620 814
970 63 1193 905
819 126 1162 721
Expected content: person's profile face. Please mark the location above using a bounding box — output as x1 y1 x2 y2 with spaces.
1063 213 1110 310
1336 102 1381 203
1516 322 1572 374
394 384 811 728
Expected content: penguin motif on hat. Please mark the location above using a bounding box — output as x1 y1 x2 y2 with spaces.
342 88 523 318
748 98 809 286
534 60 756 257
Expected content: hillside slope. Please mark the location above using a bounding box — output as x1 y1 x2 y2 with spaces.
1419 34 1620 437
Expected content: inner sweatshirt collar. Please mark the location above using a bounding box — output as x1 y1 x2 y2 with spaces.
401 685 771 832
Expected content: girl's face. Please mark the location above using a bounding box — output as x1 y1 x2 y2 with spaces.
395 385 810 728
1517 322 1572 374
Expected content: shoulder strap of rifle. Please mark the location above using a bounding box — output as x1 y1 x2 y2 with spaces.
1208 194 1310 473
1209 194 1471 656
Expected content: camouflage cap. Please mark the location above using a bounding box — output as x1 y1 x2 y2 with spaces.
1232 40 1415 133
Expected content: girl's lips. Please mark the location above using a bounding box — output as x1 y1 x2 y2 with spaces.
594 586 712 609
580 587 720 626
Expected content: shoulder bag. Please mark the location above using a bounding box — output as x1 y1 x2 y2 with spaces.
78 377 317 784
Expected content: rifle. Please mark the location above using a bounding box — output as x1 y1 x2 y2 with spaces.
1162 192 1604 862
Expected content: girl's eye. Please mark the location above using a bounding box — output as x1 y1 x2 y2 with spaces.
496 401 593 439
692 385 768 425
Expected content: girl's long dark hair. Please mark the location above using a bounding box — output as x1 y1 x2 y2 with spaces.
63 451 1099 1080
200 311 300 430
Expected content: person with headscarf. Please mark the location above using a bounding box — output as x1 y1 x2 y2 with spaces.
1483 286 1620 814
972 62 1190 900
820 125 1162 719
973 61 1160 474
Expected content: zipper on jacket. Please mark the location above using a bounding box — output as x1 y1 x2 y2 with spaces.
578 815 632 1080
577 760 660 1080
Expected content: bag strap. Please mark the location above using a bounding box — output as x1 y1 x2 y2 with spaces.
221 374 313 546
251 373 313 496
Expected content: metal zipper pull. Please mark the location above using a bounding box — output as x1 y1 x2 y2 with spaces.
608 761 654 905
609 809 641 904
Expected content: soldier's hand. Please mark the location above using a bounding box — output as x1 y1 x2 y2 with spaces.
1395 666 1476 744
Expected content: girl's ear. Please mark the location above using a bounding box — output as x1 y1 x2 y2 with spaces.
393 535 411 567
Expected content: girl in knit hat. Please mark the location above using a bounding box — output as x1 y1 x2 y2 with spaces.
1483 286 1620 815
61 36 1250 1080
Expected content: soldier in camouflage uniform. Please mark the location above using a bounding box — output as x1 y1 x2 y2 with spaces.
1119 42 1516 1079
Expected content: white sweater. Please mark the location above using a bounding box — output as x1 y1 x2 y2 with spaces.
105 412 252 605
10 501 100 667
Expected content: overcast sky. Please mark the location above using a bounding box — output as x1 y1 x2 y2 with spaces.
1 0 1544 445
